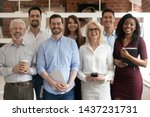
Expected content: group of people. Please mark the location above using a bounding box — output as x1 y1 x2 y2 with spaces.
0 6 148 100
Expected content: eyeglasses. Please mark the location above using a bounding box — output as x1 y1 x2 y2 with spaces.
88 28 99 32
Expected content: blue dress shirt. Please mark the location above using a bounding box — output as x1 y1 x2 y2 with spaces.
37 36 80 94
103 30 117 51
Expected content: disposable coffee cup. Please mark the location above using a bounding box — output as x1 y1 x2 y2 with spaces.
20 60 28 64
20 60 29 72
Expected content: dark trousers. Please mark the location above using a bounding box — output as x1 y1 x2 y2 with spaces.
4 82 33 100
43 88 74 100
74 78 82 100
110 84 113 100
32 74 43 100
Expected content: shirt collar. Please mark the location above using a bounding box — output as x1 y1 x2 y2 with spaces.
10 39 27 47
26 27 43 34
103 30 115 36
50 35 63 41
84 43 93 49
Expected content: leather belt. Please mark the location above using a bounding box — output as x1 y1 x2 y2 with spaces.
6 81 32 87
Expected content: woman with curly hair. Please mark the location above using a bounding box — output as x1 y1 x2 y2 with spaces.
112 14 148 100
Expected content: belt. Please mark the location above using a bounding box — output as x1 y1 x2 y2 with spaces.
6 81 32 87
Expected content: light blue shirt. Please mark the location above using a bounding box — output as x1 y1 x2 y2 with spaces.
103 30 117 51
37 36 80 94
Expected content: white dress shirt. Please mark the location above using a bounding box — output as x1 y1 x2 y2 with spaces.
77 43 114 100
24 29 50 53
23 29 50 67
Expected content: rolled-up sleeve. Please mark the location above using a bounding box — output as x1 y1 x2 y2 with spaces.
36 44 46 75
70 41 80 71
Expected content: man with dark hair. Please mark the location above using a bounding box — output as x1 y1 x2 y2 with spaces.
101 8 116 50
24 6 50 100
101 8 117 99
37 14 80 100
28 6 42 16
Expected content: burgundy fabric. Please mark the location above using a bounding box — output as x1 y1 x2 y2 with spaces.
112 37 147 100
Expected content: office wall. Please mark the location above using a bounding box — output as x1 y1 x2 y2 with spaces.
142 0 150 12
2 0 140 12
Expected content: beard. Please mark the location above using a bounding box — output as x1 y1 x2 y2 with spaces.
51 28 62 35
31 20 39 28
13 32 23 40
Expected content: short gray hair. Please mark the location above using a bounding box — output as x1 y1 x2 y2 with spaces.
9 19 26 29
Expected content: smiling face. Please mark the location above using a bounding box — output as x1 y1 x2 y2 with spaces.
101 12 115 29
10 21 25 41
87 23 100 42
49 17 64 35
67 18 78 32
29 10 41 28
123 18 136 36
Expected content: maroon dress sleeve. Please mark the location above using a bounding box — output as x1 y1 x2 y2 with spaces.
138 37 147 59
113 39 122 60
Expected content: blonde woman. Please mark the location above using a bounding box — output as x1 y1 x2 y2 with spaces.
77 20 114 100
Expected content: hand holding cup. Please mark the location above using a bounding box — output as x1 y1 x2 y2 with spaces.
19 60 29 73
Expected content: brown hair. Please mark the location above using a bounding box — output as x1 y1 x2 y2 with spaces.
64 15 85 47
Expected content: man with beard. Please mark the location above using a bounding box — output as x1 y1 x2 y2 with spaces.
24 6 50 100
36 14 80 100
0 19 36 100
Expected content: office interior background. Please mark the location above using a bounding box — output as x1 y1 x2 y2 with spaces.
0 0 150 99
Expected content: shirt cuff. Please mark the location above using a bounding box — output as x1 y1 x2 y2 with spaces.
8 67 13 75
29 67 37 75
104 75 111 82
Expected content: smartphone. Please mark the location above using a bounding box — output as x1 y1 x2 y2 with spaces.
91 72 98 77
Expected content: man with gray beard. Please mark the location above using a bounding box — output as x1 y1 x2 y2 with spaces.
0 19 36 100
24 6 50 100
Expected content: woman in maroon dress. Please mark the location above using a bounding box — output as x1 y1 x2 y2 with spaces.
112 14 148 100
